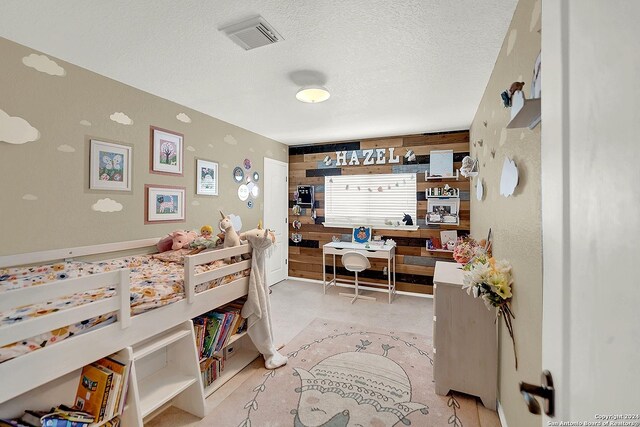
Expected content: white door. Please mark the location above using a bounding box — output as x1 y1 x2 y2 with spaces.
264 157 288 286
540 1 640 423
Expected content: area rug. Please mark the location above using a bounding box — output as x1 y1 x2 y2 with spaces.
210 318 485 427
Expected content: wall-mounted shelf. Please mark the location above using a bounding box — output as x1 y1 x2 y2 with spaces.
507 93 541 129
425 170 460 181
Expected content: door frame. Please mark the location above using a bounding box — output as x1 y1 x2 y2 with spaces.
541 1 570 422
263 157 289 286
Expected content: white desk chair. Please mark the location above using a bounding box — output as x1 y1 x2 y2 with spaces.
339 251 376 304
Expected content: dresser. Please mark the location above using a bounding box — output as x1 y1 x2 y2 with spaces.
432 261 498 409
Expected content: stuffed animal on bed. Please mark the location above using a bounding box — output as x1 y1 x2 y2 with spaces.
156 230 198 252
220 211 242 262
189 225 220 253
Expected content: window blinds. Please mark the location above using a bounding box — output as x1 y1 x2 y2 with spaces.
324 173 417 227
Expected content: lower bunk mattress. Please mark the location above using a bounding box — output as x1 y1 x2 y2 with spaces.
0 250 250 363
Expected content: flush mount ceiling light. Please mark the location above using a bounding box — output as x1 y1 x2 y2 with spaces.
296 86 330 103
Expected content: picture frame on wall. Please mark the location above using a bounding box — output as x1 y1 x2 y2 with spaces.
352 226 372 244
89 139 132 191
196 158 218 196
426 198 460 225
150 126 183 176
145 184 186 224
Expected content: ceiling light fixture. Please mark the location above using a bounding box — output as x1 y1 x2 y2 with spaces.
296 86 330 103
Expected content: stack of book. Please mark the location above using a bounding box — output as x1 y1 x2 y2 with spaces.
193 297 247 388
1 406 117 427
194 297 247 359
199 355 224 388
73 356 130 424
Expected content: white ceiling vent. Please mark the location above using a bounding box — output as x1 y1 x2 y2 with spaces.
221 16 283 50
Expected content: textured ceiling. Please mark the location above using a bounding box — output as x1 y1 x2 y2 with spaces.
0 0 517 145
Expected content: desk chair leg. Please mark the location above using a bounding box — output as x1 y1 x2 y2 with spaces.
339 271 376 303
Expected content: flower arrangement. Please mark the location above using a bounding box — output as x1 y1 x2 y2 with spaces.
452 238 478 264
462 254 518 369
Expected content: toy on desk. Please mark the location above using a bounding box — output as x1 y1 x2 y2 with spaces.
384 239 396 247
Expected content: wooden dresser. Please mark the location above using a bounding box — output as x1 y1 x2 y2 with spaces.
433 261 498 409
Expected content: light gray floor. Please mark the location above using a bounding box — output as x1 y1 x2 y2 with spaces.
148 279 435 426
270 279 433 345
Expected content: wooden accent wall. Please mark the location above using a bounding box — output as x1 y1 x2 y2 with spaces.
288 130 470 295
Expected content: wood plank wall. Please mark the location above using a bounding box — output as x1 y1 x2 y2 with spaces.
288 130 470 295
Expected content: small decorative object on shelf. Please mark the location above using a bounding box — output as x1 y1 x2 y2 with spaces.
459 156 479 178
500 81 525 108
384 239 396 247
292 220 301 230
291 233 302 243
292 204 301 215
402 213 414 226
331 235 341 243
426 184 460 198
462 254 517 370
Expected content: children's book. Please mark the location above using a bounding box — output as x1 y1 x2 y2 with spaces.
74 364 113 422
95 357 130 417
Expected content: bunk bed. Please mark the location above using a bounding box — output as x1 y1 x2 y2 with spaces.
0 238 255 410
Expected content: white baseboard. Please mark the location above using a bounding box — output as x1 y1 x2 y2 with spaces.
497 400 508 427
285 276 433 299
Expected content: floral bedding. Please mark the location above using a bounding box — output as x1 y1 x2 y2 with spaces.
0 253 250 363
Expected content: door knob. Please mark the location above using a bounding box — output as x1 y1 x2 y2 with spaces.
519 370 554 416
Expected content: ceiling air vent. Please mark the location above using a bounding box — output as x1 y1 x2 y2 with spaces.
221 16 283 50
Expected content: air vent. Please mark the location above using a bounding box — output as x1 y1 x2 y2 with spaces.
221 16 283 50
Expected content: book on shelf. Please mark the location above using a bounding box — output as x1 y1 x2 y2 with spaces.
94 357 130 419
195 297 248 360
73 354 131 423
74 364 112 422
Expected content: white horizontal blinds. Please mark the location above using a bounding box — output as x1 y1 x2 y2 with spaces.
324 173 417 226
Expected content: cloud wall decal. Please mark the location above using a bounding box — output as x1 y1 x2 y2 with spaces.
186 145 196 152
79 120 92 127
0 109 40 144
92 198 123 212
110 112 133 125
57 144 76 152
176 113 192 123
22 53 66 76
22 194 38 201
224 135 238 145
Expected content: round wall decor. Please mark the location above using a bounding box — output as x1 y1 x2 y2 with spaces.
238 184 249 201
253 172 260 181
251 185 259 199
233 167 244 183
244 158 252 169
292 220 301 230
247 200 254 208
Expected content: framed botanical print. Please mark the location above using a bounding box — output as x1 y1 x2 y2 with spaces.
89 139 132 191
150 126 183 176
196 159 218 196
145 184 186 224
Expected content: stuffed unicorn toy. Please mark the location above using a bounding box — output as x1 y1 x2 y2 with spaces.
219 210 241 262
239 225 286 370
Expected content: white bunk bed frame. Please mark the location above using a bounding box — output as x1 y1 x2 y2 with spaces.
0 238 254 406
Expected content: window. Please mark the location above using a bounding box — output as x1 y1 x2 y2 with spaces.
324 173 417 228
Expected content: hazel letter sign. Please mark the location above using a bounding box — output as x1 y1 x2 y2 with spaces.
334 148 400 166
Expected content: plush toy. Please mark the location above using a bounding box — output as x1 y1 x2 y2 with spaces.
170 230 198 250
220 211 242 262
156 230 197 252
189 225 220 253
501 81 526 107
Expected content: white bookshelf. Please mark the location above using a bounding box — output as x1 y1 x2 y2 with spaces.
122 321 205 426
203 331 260 397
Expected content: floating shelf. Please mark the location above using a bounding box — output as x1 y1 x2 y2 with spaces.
425 170 460 181
507 96 541 129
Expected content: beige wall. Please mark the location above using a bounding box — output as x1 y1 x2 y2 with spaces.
0 37 287 257
469 0 541 426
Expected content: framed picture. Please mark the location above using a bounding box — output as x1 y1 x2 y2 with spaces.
145 185 186 224
196 159 218 196
150 126 183 176
89 139 132 191
352 226 372 244
427 198 460 224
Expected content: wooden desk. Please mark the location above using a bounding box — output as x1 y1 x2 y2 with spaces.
433 261 498 409
322 242 396 303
